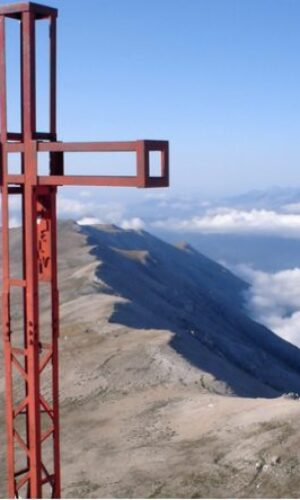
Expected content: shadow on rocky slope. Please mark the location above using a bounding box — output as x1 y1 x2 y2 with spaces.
80 223 300 399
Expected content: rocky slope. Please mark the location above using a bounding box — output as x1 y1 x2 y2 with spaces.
1 221 300 498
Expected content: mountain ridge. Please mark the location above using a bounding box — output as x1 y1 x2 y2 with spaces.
78 221 300 396
2 221 300 497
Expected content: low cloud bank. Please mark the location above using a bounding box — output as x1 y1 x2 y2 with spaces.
234 264 300 347
77 217 101 226
120 217 145 230
5 188 300 239
152 208 300 238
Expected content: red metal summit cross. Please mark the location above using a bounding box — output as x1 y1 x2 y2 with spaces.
0 2 169 498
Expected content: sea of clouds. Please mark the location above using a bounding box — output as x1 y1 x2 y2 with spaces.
150 204 300 239
232 264 300 348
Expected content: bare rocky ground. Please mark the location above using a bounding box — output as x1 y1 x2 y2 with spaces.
1 221 300 498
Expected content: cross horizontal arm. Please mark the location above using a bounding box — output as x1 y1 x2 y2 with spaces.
5 139 168 153
4 139 169 188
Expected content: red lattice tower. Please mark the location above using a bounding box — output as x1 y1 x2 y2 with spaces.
0 2 169 498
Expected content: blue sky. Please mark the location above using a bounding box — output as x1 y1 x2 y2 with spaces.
4 0 300 199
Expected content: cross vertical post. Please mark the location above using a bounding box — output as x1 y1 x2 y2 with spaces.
0 2 169 498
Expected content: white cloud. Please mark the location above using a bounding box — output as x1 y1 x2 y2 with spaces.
120 217 145 231
58 197 97 217
151 208 300 238
57 196 125 226
234 264 300 347
77 217 101 226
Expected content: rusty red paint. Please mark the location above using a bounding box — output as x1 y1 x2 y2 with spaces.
0 1 169 498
